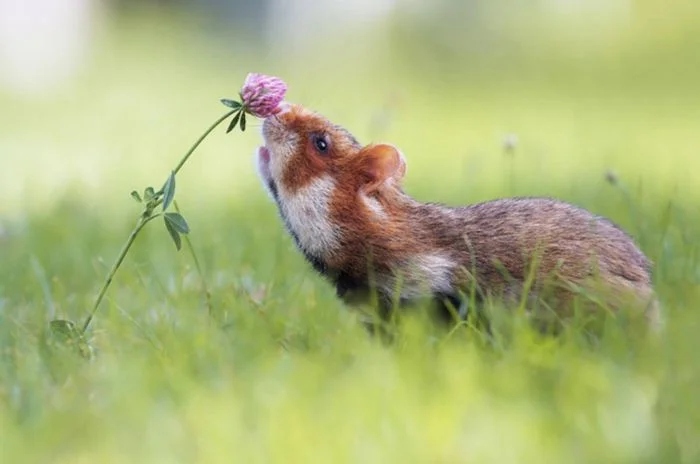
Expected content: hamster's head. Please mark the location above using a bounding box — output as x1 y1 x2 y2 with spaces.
256 102 408 262
257 102 406 205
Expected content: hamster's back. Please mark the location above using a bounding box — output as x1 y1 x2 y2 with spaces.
428 197 658 325
458 197 650 281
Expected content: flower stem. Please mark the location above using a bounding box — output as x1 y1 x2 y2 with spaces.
81 214 158 334
173 200 213 317
173 109 237 176
81 109 237 334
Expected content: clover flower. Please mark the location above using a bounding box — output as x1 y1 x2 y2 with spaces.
240 73 287 118
70 71 291 340
221 72 288 132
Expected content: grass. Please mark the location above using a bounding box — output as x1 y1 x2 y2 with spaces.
1 6 700 463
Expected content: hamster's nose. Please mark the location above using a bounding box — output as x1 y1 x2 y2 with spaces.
272 101 292 116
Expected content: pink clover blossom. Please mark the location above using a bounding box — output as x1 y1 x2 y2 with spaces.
240 73 287 118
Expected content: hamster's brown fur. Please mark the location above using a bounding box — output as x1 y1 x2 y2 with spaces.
256 103 661 332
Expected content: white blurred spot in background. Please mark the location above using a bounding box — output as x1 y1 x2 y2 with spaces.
266 0 398 50
544 0 631 20
0 0 101 97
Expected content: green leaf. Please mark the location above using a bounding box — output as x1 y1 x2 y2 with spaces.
240 111 247 132
164 212 190 234
130 190 142 203
50 319 80 342
144 187 155 202
220 99 242 109
226 111 241 134
161 172 176 212
48 319 94 359
164 216 182 250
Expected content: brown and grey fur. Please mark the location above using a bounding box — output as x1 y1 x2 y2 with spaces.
257 103 661 332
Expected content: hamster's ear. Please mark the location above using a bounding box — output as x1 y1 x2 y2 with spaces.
359 144 407 193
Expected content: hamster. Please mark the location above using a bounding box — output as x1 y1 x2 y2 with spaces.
256 102 661 332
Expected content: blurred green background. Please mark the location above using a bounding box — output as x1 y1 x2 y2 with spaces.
1 1 699 463
2 0 698 217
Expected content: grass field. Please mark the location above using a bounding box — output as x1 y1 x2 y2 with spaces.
1 6 700 463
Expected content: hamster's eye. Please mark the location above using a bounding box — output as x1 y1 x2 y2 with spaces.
312 134 330 154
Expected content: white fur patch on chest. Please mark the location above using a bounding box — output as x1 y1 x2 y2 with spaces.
279 176 339 257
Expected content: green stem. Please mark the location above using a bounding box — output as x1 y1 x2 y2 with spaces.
81 214 158 334
173 200 213 317
81 110 236 334
173 110 236 176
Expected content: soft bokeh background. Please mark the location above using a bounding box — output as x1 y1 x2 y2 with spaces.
2 0 698 217
1 1 700 463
